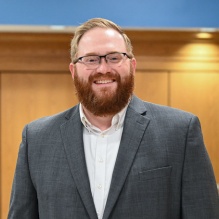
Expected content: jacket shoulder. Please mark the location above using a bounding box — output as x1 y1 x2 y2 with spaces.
144 101 196 120
26 105 79 133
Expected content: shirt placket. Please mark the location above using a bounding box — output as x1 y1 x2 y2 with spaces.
93 133 107 218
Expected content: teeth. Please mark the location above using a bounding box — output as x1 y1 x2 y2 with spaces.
95 80 113 84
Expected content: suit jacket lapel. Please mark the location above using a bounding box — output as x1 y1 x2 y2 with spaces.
103 96 150 219
60 106 97 219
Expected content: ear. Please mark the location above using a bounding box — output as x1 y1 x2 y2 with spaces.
131 58 137 74
69 63 75 79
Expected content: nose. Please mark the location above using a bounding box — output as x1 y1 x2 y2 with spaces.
96 57 111 74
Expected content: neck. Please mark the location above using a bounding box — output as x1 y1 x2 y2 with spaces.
82 106 114 131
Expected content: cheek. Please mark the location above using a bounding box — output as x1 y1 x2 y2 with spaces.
76 69 92 82
119 66 131 78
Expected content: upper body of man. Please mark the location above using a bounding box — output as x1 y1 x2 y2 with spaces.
8 18 219 219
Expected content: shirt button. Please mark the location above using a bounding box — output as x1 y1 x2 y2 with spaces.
98 157 103 163
97 212 100 218
97 184 102 189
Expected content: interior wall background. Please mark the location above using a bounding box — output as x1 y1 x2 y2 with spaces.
0 29 219 219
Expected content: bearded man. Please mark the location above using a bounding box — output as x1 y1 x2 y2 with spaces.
8 18 219 219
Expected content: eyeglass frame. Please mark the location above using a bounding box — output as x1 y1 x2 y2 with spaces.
73 52 132 68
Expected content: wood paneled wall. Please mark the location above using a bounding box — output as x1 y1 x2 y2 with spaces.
1 29 219 219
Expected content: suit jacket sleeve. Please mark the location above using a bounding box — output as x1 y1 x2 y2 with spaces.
182 116 219 218
8 125 39 219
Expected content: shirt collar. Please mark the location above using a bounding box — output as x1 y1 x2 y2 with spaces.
79 103 128 134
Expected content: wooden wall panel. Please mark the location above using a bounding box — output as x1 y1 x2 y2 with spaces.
1 72 77 219
170 72 219 182
0 33 71 72
134 71 169 106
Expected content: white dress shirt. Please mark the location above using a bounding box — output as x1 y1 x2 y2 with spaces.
79 104 128 219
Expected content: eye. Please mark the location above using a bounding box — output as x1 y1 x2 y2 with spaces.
83 56 99 63
107 53 122 62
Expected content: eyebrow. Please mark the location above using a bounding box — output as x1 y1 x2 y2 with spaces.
80 51 120 56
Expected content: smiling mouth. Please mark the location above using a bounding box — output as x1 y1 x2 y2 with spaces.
94 79 115 84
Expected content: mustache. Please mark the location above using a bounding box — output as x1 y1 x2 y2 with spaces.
88 72 120 83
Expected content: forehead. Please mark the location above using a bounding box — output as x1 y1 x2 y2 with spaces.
77 27 126 55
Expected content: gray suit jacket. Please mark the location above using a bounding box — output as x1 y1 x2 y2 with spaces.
8 95 219 219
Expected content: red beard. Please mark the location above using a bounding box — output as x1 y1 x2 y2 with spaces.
74 66 134 116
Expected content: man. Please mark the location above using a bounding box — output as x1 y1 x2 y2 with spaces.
8 18 219 219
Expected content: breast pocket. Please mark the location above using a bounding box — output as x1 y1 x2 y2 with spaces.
139 166 172 181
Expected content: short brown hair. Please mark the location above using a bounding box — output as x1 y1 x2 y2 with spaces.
70 18 134 62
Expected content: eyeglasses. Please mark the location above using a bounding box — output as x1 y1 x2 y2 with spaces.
73 52 131 69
